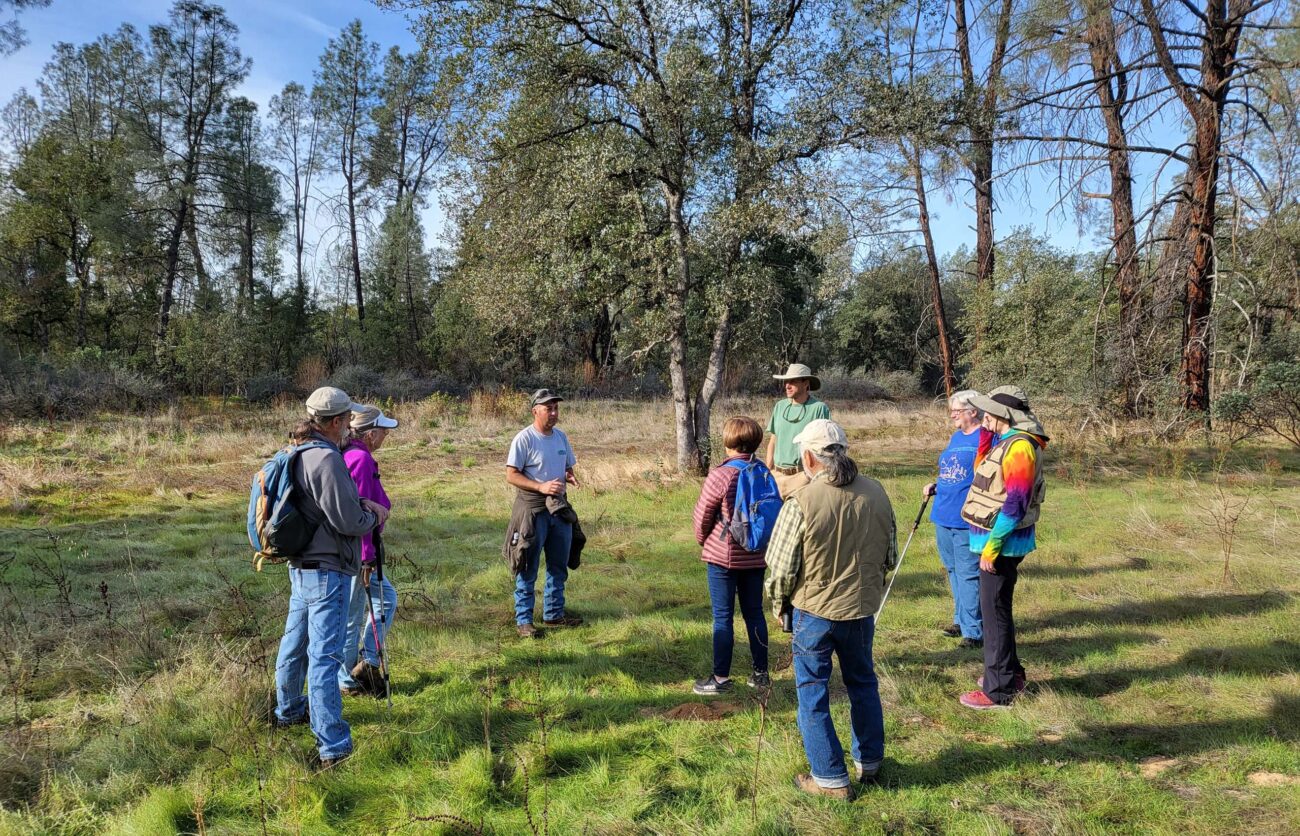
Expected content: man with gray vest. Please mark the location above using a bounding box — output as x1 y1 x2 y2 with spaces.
764 419 897 799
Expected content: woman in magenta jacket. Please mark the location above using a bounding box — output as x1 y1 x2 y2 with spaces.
338 405 399 696
691 416 770 695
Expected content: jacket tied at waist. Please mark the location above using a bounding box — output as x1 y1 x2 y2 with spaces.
503 490 587 575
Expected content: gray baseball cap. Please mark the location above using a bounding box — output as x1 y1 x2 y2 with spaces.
530 388 564 407
305 386 361 418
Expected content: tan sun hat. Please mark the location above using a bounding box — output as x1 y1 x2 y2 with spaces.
306 386 361 418
350 404 399 431
773 363 821 391
968 385 1047 436
792 418 848 455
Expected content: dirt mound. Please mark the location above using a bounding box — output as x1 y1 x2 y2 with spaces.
643 701 742 721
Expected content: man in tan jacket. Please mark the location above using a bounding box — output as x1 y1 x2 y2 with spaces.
764 419 897 799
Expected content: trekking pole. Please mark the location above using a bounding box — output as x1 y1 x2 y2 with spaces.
874 494 931 625
373 529 393 712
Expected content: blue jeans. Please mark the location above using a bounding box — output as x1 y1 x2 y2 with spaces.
935 525 982 640
705 563 768 678
274 567 352 759
514 512 573 625
339 571 398 689
792 609 884 789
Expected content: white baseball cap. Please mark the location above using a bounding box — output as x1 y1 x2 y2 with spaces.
792 418 848 454
350 404 399 430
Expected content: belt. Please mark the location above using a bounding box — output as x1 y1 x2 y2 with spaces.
295 560 320 570
774 466 800 476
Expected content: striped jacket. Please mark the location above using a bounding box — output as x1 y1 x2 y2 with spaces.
692 454 767 570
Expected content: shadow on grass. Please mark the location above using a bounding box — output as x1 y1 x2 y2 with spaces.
881 630 1163 669
1044 640 1300 698
1025 591 1292 631
883 693 1300 790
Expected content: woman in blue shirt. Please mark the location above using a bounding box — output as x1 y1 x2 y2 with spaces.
923 390 986 647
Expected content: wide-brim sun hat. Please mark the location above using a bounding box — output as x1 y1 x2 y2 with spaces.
773 363 821 391
968 385 1047 437
350 404 399 431
306 386 361 418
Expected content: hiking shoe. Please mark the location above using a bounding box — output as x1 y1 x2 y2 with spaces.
855 761 883 783
542 613 584 627
351 661 384 693
317 751 350 770
792 773 854 800
517 623 541 639
339 686 365 698
958 637 984 649
959 690 1009 710
747 670 771 689
942 623 962 638
977 673 1027 694
692 675 734 696
273 711 309 729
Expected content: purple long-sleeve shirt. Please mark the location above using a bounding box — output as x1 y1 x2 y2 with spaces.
343 440 391 564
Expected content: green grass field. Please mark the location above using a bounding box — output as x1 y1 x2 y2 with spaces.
1 398 1298 834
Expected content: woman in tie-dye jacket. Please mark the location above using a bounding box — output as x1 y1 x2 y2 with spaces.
956 386 1049 709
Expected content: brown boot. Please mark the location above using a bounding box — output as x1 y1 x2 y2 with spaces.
517 623 541 639
792 773 854 800
350 661 383 694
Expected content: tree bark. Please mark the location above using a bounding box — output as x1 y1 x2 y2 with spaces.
1082 2 1140 414
906 140 957 397
1141 0 1244 412
663 183 705 475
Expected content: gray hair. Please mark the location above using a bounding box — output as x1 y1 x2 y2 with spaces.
949 389 981 413
807 444 859 487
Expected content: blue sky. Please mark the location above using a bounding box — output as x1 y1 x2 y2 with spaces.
0 0 1119 263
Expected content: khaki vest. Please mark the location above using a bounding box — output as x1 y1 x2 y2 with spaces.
960 434 1046 531
790 475 896 621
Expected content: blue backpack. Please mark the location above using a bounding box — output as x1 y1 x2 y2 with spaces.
721 459 783 552
247 441 331 570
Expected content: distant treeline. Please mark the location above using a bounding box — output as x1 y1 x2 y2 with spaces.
0 1 1297 466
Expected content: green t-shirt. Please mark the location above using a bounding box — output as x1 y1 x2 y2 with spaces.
766 396 831 468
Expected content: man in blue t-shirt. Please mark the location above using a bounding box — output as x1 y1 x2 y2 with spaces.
506 389 581 637
922 390 985 647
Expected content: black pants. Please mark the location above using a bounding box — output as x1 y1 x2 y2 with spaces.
979 555 1026 704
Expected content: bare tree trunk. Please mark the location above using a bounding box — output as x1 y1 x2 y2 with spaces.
346 164 365 328
1141 0 1244 412
156 198 189 364
694 307 732 468
663 184 705 474
905 140 957 397
1082 2 1140 414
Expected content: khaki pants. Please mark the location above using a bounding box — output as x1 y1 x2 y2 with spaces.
773 468 809 499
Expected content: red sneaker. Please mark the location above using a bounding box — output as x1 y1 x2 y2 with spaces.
960 690 1008 710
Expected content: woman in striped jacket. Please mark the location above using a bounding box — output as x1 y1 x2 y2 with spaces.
691 416 771 695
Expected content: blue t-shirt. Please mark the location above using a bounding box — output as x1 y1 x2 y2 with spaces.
506 425 576 485
931 427 980 529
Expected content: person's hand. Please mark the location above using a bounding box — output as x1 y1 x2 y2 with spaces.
360 563 373 588
923 482 936 498
980 554 996 573
566 470 580 488
772 598 788 622
362 499 390 527
539 478 565 496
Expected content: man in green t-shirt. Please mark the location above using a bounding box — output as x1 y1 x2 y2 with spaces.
766 363 831 498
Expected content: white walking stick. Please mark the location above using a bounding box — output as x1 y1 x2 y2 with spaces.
874 495 931 625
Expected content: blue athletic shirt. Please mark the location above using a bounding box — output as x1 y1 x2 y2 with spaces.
931 427 981 528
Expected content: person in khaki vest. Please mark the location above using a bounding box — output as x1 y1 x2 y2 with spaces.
956 385 1048 710
764 419 897 800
